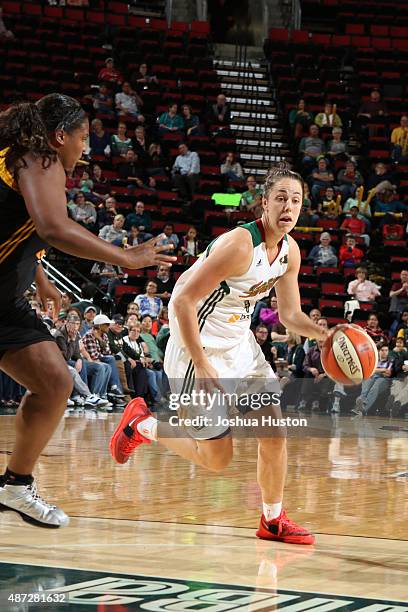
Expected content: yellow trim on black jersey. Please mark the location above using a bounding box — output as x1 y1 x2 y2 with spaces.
0 148 18 192
0 219 36 265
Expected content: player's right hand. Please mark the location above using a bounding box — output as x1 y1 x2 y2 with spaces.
194 360 226 396
123 237 177 269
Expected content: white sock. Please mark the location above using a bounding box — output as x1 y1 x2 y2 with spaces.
136 416 157 441
263 502 282 521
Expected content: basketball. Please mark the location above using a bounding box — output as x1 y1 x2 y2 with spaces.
321 324 378 386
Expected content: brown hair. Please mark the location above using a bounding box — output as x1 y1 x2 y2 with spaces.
263 162 304 200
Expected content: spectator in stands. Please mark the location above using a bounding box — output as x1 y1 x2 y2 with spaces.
111 122 133 157
156 223 179 255
148 143 170 176
352 345 392 415
80 305 97 337
297 339 333 412
98 57 123 85
0 7 14 40
70 192 97 231
299 124 325 172
297 184 319 226
382 221 404 241
180 226 201 260
118 149 149 188
127 225 148 246
364 314 388 346
61 292 75 312
140 314 167 400
131 63 159 89
340 206 370 245
89 118 111 156
289 99 313 139
127 303 140 318
347 267 380 304
310 157 334 202
97 195 117 229
307 232 338 268
314 103 342 128
121 323 149 399
172 143 200 201
336 159 364 200
134 281 163 319
132 125 150 162
389 336 408 361
125 200 152 234
259 294 280 330
91 83 114 115
391 115 408 163
342 187 372 222
154 265 175 302
254 324 276 367
388 348 408 415
91 164 110 201
389 270 408 314
209 93 231 126
339 236 364 269
78 169 93 196
319 186 342 218
91 261 123 298
358 89 388 121
326 127 348 160
373 182 406 214
366 162 394 191
82 314 125 402
115 82 144 122
158 103 184 135
221 152 244 181
107 315 134 400
240 175 262 211
99 214 127 244
181 104 201 137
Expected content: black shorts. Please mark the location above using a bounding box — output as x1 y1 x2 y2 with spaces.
0 301 53 360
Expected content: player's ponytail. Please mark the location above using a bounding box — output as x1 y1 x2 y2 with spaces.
263 162 305 200
0 93 86 178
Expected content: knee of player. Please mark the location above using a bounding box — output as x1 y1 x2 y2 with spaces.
258 436 287 454
204 447 233 472
37 365 73 399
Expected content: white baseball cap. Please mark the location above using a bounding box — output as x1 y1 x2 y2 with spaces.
93 314 112 326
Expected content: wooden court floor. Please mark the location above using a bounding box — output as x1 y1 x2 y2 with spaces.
0 411 407 609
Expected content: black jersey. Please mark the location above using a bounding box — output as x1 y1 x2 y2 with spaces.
0 149 47 308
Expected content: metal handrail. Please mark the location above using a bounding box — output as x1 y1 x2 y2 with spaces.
41 257 82 300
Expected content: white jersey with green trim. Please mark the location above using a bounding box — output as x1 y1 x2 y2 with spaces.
168 219 290 350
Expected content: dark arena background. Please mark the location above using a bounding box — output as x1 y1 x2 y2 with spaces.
0 0 407 609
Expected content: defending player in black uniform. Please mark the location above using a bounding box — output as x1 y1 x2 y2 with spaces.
0 94 175 527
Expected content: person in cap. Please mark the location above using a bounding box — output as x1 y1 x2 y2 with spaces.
107 314 133 400
80 305 97 337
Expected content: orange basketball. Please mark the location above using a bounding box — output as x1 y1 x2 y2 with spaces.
321 324 378 386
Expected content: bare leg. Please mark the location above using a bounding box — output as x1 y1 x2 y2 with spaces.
0 341 73 474
257 438 287 503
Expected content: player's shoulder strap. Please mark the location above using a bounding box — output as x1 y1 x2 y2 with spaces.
205 219 263 258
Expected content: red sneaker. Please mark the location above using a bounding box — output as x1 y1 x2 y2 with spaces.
256 510 315 545
109 398 152 464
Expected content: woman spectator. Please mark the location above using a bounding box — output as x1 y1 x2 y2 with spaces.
314 103 342 128
147 142 169 176
347 267 381 303
111 122 133 157
158 103 184 135
310 157 334 202
98 214 127 244
307 232 338 268
134 281 163 319
89 118 111 156
131 63 159 90
70 192 97 232
389 337 408 362
97 195 117 229
79 169 93 195
288 99 313 139
181 104 201 136
180 226 201 260
221 151 244 181
326 127 348 160
127 302 141 319
91 164 110 201
363 314 389 347
240 175 262 211
121 323 150 399
259 295 280 330
336 159 364 200
98 57 123 86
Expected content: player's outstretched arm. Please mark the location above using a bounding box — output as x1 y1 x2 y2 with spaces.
275 237 328 341
18 157 176 269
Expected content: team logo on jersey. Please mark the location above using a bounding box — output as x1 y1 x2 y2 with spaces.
256 258 262 266
239 277 278 298
228 312 251 323
279 254 288 265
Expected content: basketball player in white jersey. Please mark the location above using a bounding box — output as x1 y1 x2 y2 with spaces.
110 165 330 544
